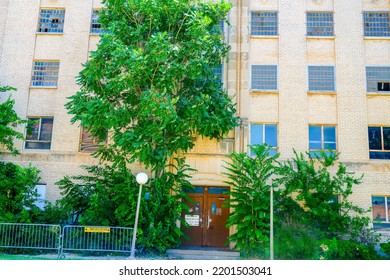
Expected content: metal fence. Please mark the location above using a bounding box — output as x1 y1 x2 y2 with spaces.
0 223 133 258
61 225 133 256
0 223 61 255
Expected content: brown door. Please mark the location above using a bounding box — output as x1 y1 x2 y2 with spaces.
182 187 229 247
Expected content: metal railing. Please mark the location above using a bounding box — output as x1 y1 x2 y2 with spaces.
61 225 132 256
0 223 61 255
0 223 133 258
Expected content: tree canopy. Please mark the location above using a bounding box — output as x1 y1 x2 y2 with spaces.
0 85 27 155
66 0 237 171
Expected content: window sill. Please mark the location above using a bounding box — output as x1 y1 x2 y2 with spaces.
306 36 335 40
367 92 390 97
250 35 279 40
250 90 279 95
363 36 390 40
36 32 64 35
307 91 336 96
30 86 58 89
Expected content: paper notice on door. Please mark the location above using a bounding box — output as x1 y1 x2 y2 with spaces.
185 215 200 226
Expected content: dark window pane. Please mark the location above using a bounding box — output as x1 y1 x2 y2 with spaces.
368 127 382 150
40 118 53 141
25 141 51 150
372 196 386 222
369 151 390 159
324 126 336 150
208 187 229 194
383 127 390 150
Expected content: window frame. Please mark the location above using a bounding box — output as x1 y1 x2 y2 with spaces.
306 11 334 37
366 66 390 93
249 123 278 156
30 60 60 88
308 65 336 92
90 9 104 34
308 124 337 156
79 127 107 152
37 8 66 34
372 195 390 224
25 117 54 150
251 64 278 91
368 126 390 160
363 11 390 37
250 11 278 36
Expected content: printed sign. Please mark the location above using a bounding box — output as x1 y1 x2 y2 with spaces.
84 227 111 233
185 215 200 226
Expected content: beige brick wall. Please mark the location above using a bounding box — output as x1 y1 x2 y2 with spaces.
0 0 389 228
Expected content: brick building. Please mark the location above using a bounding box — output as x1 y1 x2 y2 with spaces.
0 0 389 246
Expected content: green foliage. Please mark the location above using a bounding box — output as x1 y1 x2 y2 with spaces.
65 0 237 171
53 158 194 254
380 241 390 257
0 85 28 155
223 145 278 259
317 238 382 260
0 162 41 223
276 150 369 239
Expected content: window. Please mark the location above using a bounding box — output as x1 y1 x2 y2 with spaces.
308 66 335 92
34 184 46 210
213 64 223 86
372 196 390 224
37 9 65 33
306 12 334 36
366 67 390 93
25 118 53 150
251 65 278 90
80 127 107 152
368 126 390 159
31 61 60 87
90 9 104 34
251 12 278 36
363 12 390 37
250 124 278 156
309 125 336 156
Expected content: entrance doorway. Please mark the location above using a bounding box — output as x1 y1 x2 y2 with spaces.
182 186 230 247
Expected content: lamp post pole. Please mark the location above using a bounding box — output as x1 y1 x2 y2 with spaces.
130 172 148 259
270 185 274 260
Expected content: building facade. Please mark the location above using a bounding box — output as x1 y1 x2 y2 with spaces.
0 0 390 246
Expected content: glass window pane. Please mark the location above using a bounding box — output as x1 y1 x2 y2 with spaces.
265 124 277 147
368 127 382 150
383 127 390 150
324 126 336 150
208 187 229 194
39 118 53 141
26 118 39 140
250 124 264 145
309 125 322 149
372 196 386 222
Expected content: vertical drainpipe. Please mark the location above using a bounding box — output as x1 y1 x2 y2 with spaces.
236 0 243 153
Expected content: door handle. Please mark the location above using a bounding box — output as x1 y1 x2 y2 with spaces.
207 214 212 229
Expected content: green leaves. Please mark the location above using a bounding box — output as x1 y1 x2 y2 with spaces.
66 0 236 172
0 86 29 155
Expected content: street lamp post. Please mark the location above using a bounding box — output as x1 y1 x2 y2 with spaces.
130 172 148 259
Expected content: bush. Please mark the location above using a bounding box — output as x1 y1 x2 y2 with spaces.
0 162 41 223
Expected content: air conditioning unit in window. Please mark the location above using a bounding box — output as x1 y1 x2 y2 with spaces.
378 82 390 92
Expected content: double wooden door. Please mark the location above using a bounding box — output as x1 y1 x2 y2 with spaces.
182 186 229 247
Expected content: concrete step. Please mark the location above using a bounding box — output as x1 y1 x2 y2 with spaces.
166 248 240 260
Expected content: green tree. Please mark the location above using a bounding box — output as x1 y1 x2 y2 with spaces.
275 151 379 259
0 162 41 223
0 85 28 155
65 0 237 173
223 145 278 259
54 158 194 254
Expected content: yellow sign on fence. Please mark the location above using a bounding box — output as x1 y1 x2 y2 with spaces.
84 227 111 233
